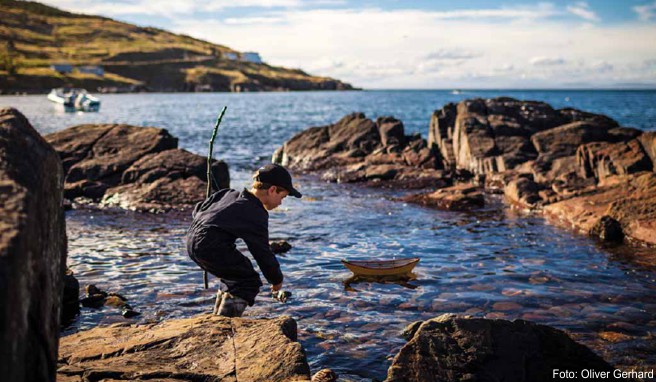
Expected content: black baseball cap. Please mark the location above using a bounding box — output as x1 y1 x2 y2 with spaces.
254 164 302 198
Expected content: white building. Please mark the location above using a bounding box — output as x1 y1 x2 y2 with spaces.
78 65 104 77
50 63 73 74
242 52 262 64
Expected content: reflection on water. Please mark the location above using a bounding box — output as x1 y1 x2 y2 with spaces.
63 178 656 380
343 274 419 292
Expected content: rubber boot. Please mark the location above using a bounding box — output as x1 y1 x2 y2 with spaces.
217 293 248 317
212 290 224 315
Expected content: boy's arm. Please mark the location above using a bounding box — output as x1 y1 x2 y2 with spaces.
243 220 284 286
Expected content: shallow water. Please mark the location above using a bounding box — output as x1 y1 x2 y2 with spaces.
3 90 656 380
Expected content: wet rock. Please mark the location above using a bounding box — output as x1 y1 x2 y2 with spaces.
62 269 80 325
46 124 229 212
0 107 67 382
57 314 312 381
270 240 292 254
80 284 141 318
504 175 542 209
120 307 141 318
590 216 624 243
387 314 618 382
80 284 107 308
404 184 484 211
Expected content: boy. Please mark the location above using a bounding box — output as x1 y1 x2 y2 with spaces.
186 163 301 317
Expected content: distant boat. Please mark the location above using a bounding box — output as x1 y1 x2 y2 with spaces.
47 88 101 112
451 89 462 94
341 258 420 277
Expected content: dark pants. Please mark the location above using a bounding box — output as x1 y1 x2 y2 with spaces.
187 230 262 306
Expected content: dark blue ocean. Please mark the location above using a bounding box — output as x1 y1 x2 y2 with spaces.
2 90 656 380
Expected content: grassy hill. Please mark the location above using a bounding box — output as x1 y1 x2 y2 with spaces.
0 0 355 93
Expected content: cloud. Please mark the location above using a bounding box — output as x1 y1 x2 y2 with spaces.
634 1 656 21
427 3 559 20
566 2 600 22
530 57 567 66
424 49 480 61
224 16 285 24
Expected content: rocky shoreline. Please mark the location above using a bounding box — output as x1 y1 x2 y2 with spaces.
1 104 652 381
273 97 656 251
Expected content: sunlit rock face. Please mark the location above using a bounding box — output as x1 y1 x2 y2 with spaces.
57 314 312 381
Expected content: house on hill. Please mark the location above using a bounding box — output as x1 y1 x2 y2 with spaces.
78 65 104 76
50 63 72 74
242 52 262 64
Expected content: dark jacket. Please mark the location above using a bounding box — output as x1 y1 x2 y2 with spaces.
187 188 283 286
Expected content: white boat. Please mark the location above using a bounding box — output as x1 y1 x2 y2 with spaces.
47 88 101 112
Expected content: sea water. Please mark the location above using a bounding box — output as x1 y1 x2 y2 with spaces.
2 90 656 380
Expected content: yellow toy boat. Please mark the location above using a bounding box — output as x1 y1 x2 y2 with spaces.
341 258 419 277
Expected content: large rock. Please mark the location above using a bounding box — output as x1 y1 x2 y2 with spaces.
57 314 312 382
102 148 229 212
274 113 380 171
46 124 229 212
430 97 619 176
428 103 457 168
274 113 444 189
386 314 618 382
577 139 652 181
0 108 67 382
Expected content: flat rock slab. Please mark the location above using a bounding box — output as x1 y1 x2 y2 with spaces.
387 314 621 382
544 172 656 247
403 184 484 211
58 314 311 382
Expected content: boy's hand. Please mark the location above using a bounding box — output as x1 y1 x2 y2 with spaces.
271 283 282 292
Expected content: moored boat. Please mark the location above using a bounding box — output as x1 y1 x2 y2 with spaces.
47 88 101 111
341 257 420 277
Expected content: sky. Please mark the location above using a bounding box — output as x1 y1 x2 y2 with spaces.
38 0 656 89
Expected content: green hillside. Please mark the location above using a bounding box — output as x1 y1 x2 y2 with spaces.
0 0 355 93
